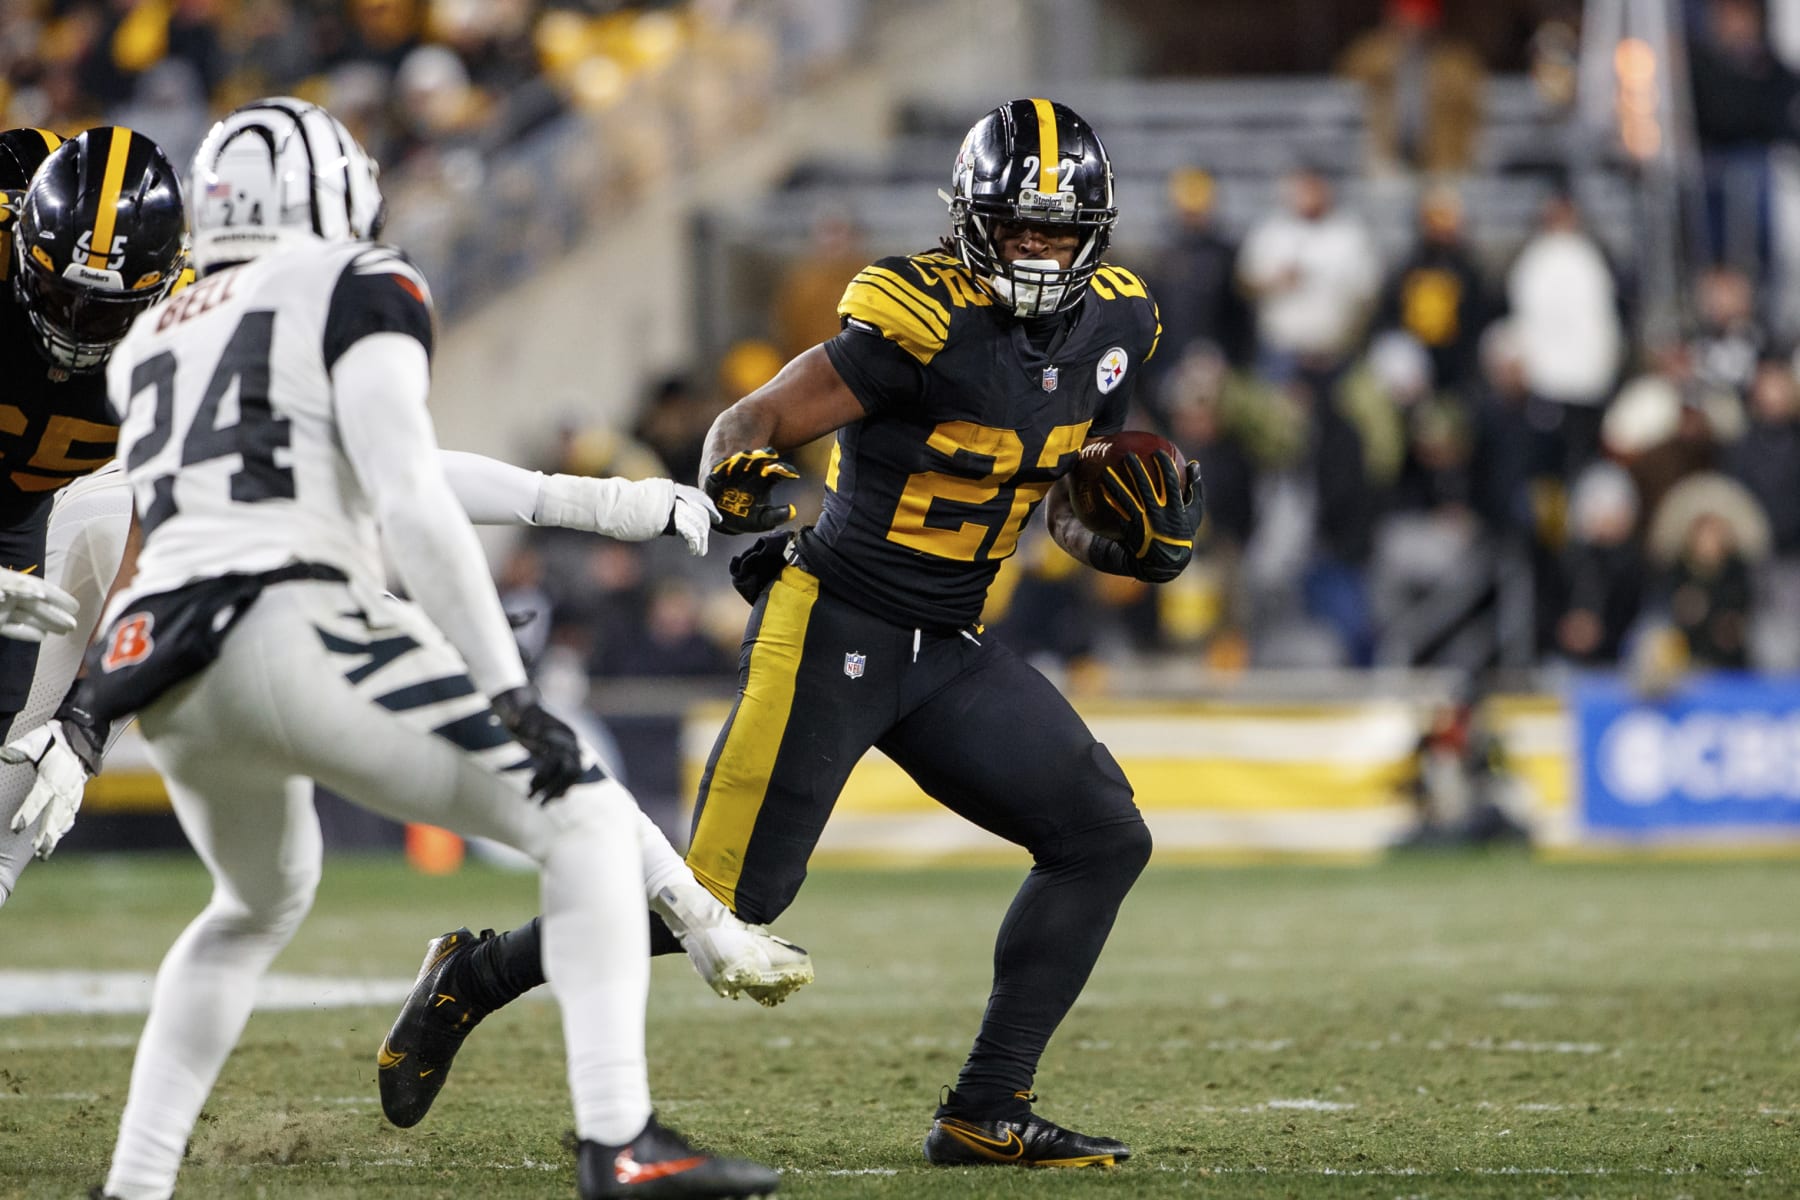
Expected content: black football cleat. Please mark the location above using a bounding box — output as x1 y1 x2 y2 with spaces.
923 1090 1130 1168
577 1115 780 1198
377 927 494 1127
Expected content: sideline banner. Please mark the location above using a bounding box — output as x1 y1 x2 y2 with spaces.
1575 675 1800 837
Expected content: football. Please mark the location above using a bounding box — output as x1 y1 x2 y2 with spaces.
1066 430 1188 540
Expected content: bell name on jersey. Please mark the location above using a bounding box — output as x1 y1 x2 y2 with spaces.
804 250 1161 630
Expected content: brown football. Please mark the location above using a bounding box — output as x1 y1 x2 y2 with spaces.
1066 430 1188 540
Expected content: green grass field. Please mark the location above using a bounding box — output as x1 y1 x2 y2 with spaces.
2 851 1797 1198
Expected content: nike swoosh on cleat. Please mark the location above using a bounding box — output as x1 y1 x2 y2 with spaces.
614 1150 707 1183
417 1069 435 1079
939 1122 1025 1161
377 1042 405 1069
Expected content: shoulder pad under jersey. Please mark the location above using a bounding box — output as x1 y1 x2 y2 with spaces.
1084 263 1162 363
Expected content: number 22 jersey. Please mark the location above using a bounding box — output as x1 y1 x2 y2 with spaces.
803 249 1161 631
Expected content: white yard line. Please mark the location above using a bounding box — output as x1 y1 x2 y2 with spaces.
0 970 412 1016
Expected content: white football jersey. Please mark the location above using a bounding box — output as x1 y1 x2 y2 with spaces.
107 238 435 604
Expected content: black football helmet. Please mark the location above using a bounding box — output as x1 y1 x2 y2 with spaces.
12 127 185 373
945 98 1116 318
0 127 62 192
0 128 62 287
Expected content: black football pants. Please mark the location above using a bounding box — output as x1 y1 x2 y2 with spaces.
685 564 1151 1111
0 508 51 740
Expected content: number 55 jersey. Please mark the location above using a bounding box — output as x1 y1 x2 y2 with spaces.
803 250 1160 631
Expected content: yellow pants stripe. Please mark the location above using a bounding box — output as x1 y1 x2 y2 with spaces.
687 566 820 909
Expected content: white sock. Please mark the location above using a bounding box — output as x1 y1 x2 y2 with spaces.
633 806 698 901
543 782 652 1144
105 901 295 1200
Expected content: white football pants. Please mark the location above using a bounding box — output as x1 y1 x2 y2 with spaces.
0 464 132 903
103 580 651 1200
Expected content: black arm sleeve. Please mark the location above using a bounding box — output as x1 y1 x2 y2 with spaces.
322 247 435 372
821 320 924 414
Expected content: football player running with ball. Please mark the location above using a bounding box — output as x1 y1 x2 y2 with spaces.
87 98 778 1200
400 98 1203 1169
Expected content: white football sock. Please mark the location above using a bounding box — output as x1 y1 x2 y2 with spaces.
633 805 699 901
105 897 300 1200
544 782 652 1144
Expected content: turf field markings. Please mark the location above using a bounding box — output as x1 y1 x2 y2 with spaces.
1162 1165 1767 1178
1264 1098 1356 1111
827 1168 902 1176
0 1091 99 1101
1427 1037 1606 1054
0 1032 139 1049
0 969 411 1015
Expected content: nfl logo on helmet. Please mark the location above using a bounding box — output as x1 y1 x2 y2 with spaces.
843 652 866 679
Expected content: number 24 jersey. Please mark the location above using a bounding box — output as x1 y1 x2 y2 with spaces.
804 250 1161 631
106 240 436 603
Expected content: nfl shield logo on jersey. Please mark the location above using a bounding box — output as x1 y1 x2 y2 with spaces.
1041 366 1059 392
844 651 866 679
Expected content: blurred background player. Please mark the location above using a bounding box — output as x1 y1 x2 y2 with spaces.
396 96 1203 1170
88 97 777 1200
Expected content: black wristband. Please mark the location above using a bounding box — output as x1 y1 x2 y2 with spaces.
52 678 111 776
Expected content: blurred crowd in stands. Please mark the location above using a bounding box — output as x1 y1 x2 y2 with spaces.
1109 0 1800 686
0 0 856 314
8 0 1799 698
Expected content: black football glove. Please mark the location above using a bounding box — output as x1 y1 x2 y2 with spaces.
1087 451 1205 584
705 449 799 536
491 686 585 802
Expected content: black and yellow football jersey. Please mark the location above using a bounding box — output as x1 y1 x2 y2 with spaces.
806 250 1161 630
0 294 118 533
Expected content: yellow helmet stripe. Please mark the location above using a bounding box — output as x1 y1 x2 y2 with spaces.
32 129 61 154
1030 97 1058 193
86 128 133 269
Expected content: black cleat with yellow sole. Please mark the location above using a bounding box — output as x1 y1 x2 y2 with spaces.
923 1090 1130 1168
576 1115 780 1198
377 927 493 1128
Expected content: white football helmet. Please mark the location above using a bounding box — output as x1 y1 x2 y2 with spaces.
188 97 386 276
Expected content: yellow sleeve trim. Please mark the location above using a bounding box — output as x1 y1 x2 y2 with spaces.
838 266 951 363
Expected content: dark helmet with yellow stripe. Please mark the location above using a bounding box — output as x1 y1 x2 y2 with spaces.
0 127 61 192
12 127 185 373
0 128 63 293
946 98 1116 318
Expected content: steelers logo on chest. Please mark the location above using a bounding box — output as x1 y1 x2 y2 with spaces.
1096 347 1128 394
